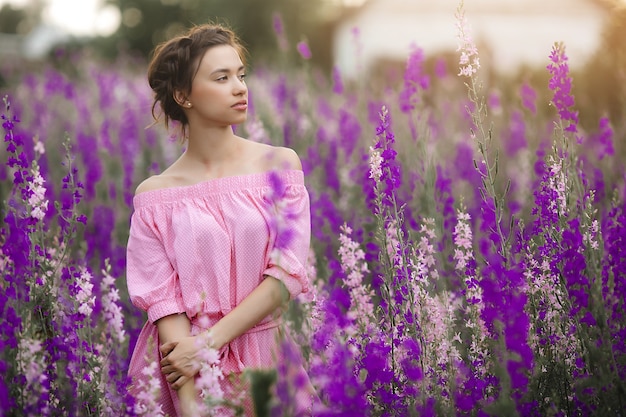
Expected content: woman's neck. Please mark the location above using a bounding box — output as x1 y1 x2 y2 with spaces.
184 125 241 167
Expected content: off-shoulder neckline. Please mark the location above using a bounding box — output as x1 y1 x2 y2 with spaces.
132 169 305 208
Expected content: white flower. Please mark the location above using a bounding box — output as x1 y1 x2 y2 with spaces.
368 146 383 182
455 2 480 77
76 268 96 316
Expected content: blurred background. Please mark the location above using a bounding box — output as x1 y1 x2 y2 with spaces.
0 0 625 127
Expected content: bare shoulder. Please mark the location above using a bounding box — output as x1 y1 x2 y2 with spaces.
134 175 176 195
274 146 302 171
251 142 302 171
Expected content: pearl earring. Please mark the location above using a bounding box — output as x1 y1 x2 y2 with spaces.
186 102 192 107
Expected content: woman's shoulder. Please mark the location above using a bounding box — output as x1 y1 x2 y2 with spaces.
246 141 302 172
134 174 180 196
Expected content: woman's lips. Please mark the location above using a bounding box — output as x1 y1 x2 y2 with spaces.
232 101 248 110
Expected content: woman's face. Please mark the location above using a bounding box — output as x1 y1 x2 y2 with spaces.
184 44 248 128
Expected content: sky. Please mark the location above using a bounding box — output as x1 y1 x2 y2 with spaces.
0 0 624 37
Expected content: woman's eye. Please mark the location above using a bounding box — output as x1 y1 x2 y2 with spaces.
238 74 247 81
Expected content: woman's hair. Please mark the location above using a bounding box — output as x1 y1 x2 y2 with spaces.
147 23 246 133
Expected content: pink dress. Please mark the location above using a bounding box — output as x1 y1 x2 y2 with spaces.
126 170 315 416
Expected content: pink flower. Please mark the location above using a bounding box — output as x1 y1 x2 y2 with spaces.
134 360 166 416
297 41 312 60
195 332 225 412
33 140 45 155
368 146 383 182
28 166 49 221
100 267 126 344
273 12 288 51
18 338 49 411
338 223 375 329
455 2 480 77
453 210 473 271
547 156 567 217
245 116 271 144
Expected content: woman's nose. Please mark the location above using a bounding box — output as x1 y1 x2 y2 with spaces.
233 78 246 94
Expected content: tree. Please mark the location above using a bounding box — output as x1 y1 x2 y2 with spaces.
0 5 29 34
98 0 336 69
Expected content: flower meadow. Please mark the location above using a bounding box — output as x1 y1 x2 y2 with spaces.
1 4 625 416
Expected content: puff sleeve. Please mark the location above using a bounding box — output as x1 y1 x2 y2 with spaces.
263 181 311 300
126 208 185 323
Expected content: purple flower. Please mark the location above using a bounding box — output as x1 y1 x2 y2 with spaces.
434 165 456 250
296 40 312 60
504 110 527 157
332 66 344 95
547 42 580 141
591 117 614 160
273 12 288 51
373 106 402 205
434 57 448 79
338 109 361 159
398 44 429 114
519 82 537 114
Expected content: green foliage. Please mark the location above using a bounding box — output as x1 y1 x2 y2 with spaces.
248 368 277 417
99 0 334 69
0 4 29 34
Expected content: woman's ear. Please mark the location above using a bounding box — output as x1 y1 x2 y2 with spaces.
173 91 191 108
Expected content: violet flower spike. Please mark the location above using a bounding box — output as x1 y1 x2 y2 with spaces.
546 42 580 141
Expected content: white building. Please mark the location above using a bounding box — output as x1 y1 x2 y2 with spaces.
0 24 70 61
333 0 611 78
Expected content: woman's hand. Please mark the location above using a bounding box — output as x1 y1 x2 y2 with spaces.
159 336 201 390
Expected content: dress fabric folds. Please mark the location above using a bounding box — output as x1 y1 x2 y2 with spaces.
126 170 315 416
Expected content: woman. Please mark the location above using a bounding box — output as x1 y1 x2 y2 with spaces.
126 23 315 416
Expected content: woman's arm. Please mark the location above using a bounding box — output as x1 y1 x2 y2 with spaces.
156 314 199 415
210 275 289 348
159 276 289 389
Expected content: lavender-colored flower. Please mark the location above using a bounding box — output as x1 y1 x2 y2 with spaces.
372 106 402 205
245 115 271 144
398 44 429 114
547 42 580 140
434 57 448 79
17 338 49 414
591 117 614 160
519 81 537 114
434 165 456 251
267 170 308 254
272 12 289 51
338 223 375 329
332 66 344 95
296 40 312 60
602 203 626 381
504 110 527 157
338 109 361 159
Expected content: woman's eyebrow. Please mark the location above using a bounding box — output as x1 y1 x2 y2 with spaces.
210 65 246 76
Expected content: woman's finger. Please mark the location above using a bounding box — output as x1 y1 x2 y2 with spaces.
171 375 189 391
166 372 179 383
160 341 178 358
